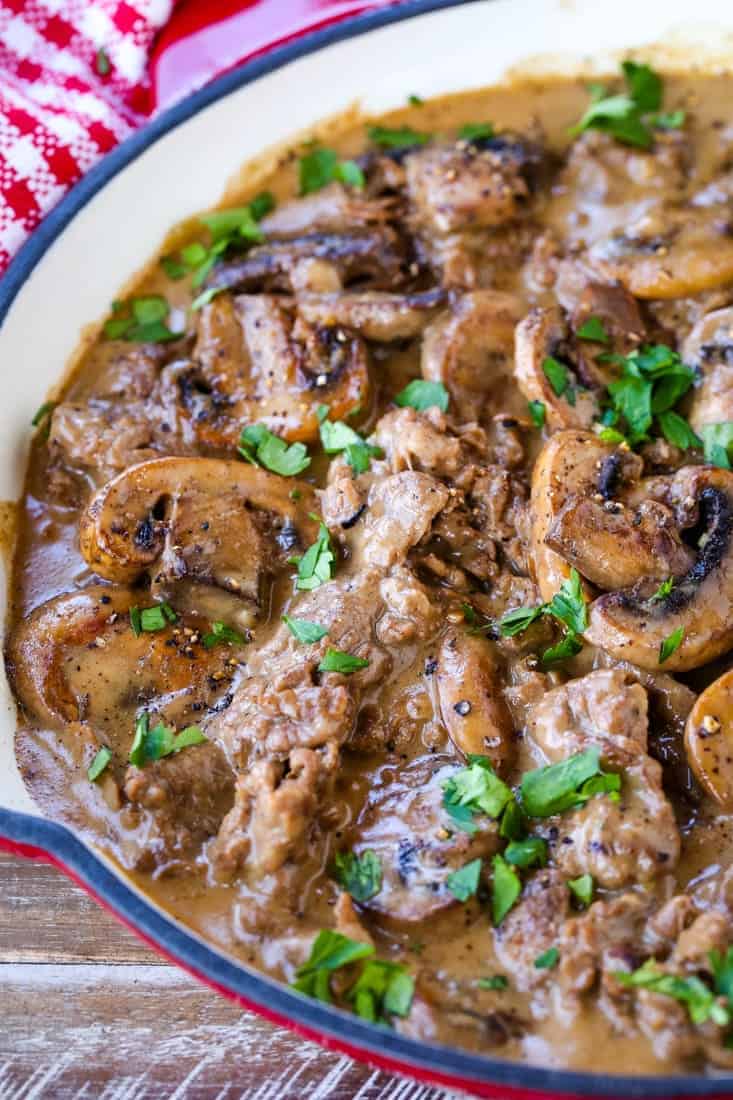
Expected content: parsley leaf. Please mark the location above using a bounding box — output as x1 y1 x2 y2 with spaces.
293 930 374 1003
603 344 696 446
283 615 329 644
478 975 509 991
657 410 702 451
497 569 587 665
319 414 382 474
407 93 424 106
568 873 594 908
528 400 546 428
576 316 610 344
202 621 248 648
348 959 414 1023
650 577 674 603
541 631 583 666
442 756 513 834
570 60 679 148
614 960 730 1027
88 746 112 782
130 602 177 636
367 124 432 148
299 148 365 195
621 60 662 111
394 379 449 413
504 837 548 869
702 422 733 469
318 648 369 674
239 423 310 476
104 296 181 343
535 947 560 970
334 850 382 902
491 854 521 926
446 858 482 902
498 605 545 637
129 714 206 767
292 520 335 591
659 626 684 665
459 121 495 141
31 401 56 429
520 746 620 818
542 356 570 397
200 197 273 241
191 286 224 312
546 568 588 635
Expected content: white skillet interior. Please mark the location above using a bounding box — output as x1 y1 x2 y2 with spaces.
1 0 733 815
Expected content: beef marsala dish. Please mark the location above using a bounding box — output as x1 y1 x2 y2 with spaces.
12 57 733 1074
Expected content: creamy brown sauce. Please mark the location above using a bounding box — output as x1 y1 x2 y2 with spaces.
10 69 733 1074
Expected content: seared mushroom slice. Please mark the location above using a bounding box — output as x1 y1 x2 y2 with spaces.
435 630 514 773
685 670 733 808
514 307 599 430
7 585 238 733
530 431 641 602
297 288 446 342
586 465 733 671
79 458 319 629
187 293 370 444
259 182 394 237
421 291 521 421
682 307 733 432
569 280 645 389
587 203 733 299
205 226 406 295
348 755 500 924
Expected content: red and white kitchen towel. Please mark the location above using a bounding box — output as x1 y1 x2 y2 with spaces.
0 0 174 274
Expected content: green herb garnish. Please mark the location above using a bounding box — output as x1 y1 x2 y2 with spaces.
504 837 548 869
534 947 560 970
478 975 509 991
446 858 482 902
318 648 369 674
31 401 56 429
293 930 374 1003
129 714 206 767
702 422 733 469
104 296 181 343
299 148 365 195
520 746 620 818
614 959 730 1027
283 615 329 644
491 854 521 926
394 379 449 413
659 626 684 665
319 414 382 474
88 746 112 782
459 121 495 141
497 568 587 665
542 356 570 397
407 93 424 106
367 124 432 148
130 602 177 636
570 60 682 148
202 621 247 648
292 519 335 591
238 423 310 476
528 400 546 429
568 873 594 908
334 850 382 902
650 577 674 603
442 756 512 835
576 316 610 344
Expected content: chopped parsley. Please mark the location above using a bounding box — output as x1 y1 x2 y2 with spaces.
202 621 248 648
528 400 546 429
576 316 609 344
318 409 382 474
334 849 382 902
317 647 369 674
31 401 56 430
534 947 560 970
88 746 112 782
293 931 414 1024
650 577 674 603
191 286 224 312
568 873 594 908
702 422 733 469
238 423 310 476
283 615 329 644
542 356 570 397
442 755 512 834
478 975 509 991
130 602 177 636
659 625 685 665
129 714 206 767
407 93 424 106
497 568 587 666
292 519 336 591
104 296 181 343
459 121 495 141
367 124 432 148
299 148 365 195
160 193 273 285
657 410 702 451
614 958 730 1027
394 379 449 413
520 746 621 818
598 343 697 447
491 854 521 926
570 60 683 148
504 837 548 869
446 858 482 902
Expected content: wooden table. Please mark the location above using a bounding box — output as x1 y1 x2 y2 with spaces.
0 852 458 1099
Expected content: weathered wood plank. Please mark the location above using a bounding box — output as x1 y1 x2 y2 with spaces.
0 963 455 1100
0 853 153 963
0 854 458 1099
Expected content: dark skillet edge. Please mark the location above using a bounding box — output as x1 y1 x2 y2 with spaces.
0 0 731 1094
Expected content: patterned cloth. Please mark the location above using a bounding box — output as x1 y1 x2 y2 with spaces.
0 0 174 273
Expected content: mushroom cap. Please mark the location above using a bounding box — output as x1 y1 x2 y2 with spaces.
586 466 733 671
685 669 733 808
514 307 599 431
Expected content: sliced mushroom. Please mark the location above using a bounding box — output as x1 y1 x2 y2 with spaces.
79 458 319 628
682 308 733 432
685 670 733 808
421 290 521 420
530 430 641 602
586 465 733 671
435 630 514 774
514 307 599 430
186 293 370 444
206 226 406 295
297 288 446 342
587 204 733 299
259 182 393 237
7 585 237 734
569 280 645 389
349 755 500 924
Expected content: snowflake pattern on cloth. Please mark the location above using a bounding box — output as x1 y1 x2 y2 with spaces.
0 0 173 272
